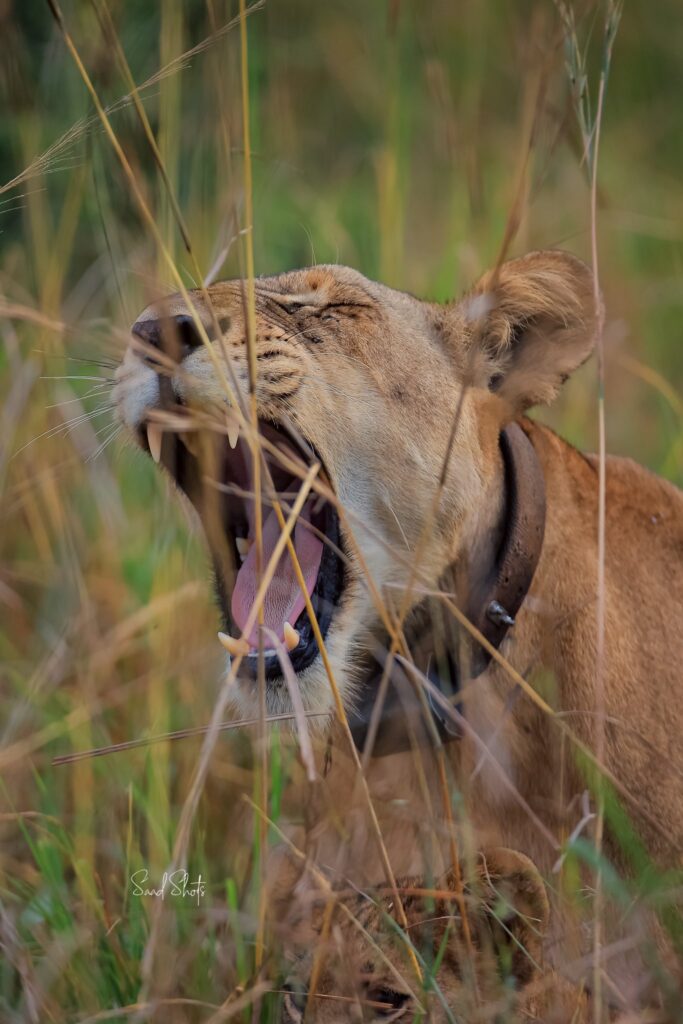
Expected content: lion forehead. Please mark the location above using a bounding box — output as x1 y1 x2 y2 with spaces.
198 264 420 323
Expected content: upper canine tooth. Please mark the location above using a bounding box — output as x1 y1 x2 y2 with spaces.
236 537 250 560
283 621 300 652
217 631 250 658
146 423 163 464
226 415 239 450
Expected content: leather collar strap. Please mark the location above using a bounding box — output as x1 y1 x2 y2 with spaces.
348 421 546 756
467 421 547 676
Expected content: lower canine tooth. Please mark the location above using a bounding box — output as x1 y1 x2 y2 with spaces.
217 632 250 658
283 622 300 652
146 423 163 464
236 537 250 560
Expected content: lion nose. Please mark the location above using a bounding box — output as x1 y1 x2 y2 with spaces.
131 313 205 364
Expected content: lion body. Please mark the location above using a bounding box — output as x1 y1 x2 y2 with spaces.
116 252 683 1011
295 421 682 1003
288 418 683 873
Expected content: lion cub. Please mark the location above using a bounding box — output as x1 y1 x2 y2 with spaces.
279 848 589 1023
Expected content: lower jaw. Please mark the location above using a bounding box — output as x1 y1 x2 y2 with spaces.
230 655 337 723
213 506 346 684
227 599 334 683
233 640 319 682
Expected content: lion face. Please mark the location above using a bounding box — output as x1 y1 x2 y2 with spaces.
279 849 553 1023
114 254 595 717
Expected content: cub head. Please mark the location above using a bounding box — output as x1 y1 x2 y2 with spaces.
279 848 551 1022
113 252 596 718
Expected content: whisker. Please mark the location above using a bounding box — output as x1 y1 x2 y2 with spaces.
294 373 360 401
61 354 119 370
33 350 118 370
87 423 123 463
91 417 118 440
40 374 115 383
14 404 117 455
45 384 114 409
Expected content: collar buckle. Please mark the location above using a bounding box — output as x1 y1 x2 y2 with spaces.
486 600 516 628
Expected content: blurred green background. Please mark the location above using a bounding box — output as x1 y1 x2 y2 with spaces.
1 0 681 1020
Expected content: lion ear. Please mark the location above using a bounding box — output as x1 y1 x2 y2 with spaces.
397 850 549 988
475 847 550 987
457 250 599 411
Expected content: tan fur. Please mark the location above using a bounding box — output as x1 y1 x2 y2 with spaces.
115 250 683 1005
279 848 590 1023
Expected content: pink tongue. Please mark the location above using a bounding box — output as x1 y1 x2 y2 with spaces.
230 503 323 647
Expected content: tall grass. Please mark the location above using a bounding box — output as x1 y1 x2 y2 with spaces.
0 1 682 1021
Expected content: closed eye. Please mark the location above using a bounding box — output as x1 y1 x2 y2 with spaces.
271 298 373 319
272 299 315 316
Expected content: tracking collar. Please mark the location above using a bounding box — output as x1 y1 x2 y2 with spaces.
348 421 546 757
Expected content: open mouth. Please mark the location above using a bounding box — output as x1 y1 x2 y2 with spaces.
139 411 345 682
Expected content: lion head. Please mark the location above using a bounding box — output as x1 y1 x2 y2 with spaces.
114 253 595 718
276 848 581 1023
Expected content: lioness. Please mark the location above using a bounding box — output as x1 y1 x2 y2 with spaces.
279 848 589 1023
114 251 682 1000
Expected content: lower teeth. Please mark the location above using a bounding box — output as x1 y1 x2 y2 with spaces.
235 537 250 560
